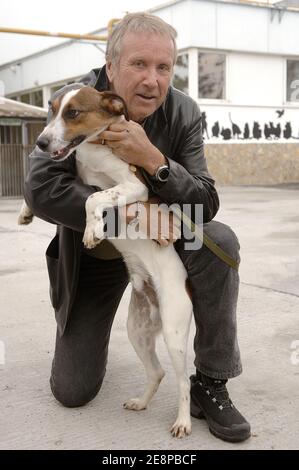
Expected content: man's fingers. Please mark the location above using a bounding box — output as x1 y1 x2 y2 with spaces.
86 131 126 145
108 122 130 132
120 201 181 245
100 129 128 141
88 138 104 145
171 215 182 240
157 237 169 247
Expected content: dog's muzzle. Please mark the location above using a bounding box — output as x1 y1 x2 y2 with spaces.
51 135 87 160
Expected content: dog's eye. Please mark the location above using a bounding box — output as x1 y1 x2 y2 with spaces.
65 109 80 119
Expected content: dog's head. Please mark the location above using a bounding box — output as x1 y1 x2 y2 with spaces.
36 86 128 161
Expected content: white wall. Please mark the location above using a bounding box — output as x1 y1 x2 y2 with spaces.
0 40 106 96
216 3 269 52
187 0 299 55
269 9 299 55
227 52 285 106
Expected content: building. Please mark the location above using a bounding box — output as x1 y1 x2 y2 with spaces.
0 98 46 196
0 0 299 185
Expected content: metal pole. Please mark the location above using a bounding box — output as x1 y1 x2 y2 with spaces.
0 21 120 42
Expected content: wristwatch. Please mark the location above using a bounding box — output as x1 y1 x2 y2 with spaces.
153 163 170 183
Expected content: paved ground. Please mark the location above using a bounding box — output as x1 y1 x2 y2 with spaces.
0 185 299 450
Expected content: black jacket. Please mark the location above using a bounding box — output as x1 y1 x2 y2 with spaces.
24 66 219 335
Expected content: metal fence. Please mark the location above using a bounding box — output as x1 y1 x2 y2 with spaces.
0 144 34 197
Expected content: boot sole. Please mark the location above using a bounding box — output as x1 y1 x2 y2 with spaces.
190 401 251 443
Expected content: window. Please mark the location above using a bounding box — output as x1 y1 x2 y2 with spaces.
20 93 30 104
287 60 299 102
198 52 225 99
173 53 189 94
19 91 43 107
31 90 43 108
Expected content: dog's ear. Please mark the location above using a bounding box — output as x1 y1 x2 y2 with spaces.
100 91 129 121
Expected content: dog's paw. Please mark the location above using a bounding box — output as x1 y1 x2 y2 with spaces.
83 223 102 249
18 213 33 225
94 219 105 240
123 398 147 411
170 419 192 439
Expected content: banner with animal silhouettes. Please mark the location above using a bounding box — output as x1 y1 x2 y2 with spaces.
200 106 298 142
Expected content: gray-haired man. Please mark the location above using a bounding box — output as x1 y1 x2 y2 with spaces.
25 12 251 442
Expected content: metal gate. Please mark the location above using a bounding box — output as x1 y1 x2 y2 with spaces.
0 144 34 197
0 120 45 197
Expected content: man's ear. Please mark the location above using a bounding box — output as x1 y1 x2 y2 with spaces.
100 91 129 120
106 60 114 83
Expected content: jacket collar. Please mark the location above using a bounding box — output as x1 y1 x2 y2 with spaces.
93 65 110 91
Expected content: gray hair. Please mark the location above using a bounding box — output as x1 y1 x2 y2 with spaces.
106 12 178 65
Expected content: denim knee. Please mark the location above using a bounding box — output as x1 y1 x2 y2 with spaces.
50 374 104 408
208 222 240 262
177 221 240 274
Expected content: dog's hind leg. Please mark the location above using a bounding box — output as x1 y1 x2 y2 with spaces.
159 283 193 438
123 281 165 411
18 201 34 225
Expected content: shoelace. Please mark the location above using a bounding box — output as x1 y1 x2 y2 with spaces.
200 378 233 410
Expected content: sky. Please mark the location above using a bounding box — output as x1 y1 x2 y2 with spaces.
0 0 167 65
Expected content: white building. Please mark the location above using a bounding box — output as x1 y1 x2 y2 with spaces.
1 0 299 142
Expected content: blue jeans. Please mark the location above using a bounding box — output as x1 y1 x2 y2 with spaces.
50 220 242 407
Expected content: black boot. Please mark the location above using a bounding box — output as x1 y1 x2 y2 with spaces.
190 372 251 443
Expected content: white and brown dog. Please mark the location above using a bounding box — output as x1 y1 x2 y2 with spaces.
19 85 193 438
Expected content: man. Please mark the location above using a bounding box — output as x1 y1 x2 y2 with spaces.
24 12 251 443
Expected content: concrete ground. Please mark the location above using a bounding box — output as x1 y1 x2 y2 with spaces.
0 185 299 450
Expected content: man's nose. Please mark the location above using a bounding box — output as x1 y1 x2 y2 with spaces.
142 68 158 87
36 136 50 151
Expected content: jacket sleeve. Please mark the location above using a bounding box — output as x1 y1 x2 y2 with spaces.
24 148 99 233
144 94 219 224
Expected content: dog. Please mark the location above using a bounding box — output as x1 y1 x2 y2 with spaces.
18 85 193 438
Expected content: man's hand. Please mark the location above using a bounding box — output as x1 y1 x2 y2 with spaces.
119 199 181 246
90 120 166 176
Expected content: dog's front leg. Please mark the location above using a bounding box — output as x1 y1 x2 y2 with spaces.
83 182 148 249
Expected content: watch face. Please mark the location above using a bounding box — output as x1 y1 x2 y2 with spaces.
157 166 169 182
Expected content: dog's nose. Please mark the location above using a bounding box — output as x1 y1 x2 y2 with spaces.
36 136 50 151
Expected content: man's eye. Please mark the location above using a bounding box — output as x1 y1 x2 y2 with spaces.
65 109 80 119
159 64 170 72
134 61 144 68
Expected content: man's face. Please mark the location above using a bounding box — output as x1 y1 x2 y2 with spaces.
106 31 175 123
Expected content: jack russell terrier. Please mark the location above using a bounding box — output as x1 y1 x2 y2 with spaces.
18 84 193 438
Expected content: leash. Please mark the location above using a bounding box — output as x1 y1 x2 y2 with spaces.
171 206 239 271
129 165 239 271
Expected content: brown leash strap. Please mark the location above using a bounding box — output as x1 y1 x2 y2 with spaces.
130 165 239 271
172 206 240 271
